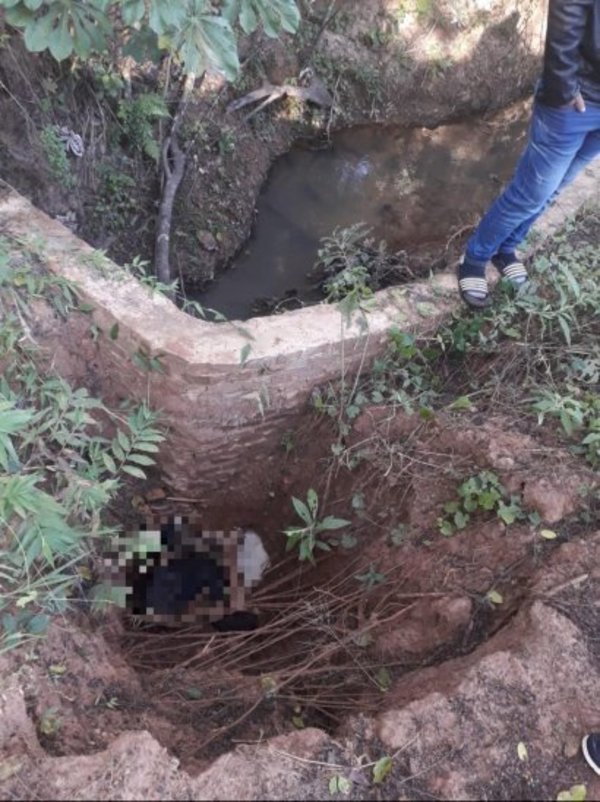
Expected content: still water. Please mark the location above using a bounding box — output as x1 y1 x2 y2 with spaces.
195 103 530 320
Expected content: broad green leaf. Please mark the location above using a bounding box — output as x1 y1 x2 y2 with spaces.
133 441 160 453
454 510 469 529
372 756 393 784
439 518 455 537
23 10 58 52
126 453 155 467
2 614 17 635
148 0 187 34
48 17 74 61
307 487 318 516
117 430 131 452
0 404 34 434
176 9 240 80
27 614 50 635
497 501 520 525
121 0 145 25
111 441 125 461
557 314 572 346
239 0 258 33
102 452 117 474
222 0 241 24
328 775 351 796
318 516 351 531
122 464 147 480
292 496 311 526
5 4 36 26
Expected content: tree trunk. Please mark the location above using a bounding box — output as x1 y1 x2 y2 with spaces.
154 71 198 288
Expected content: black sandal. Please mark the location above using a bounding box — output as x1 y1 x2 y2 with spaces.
458 274 491 309
492 257 529 287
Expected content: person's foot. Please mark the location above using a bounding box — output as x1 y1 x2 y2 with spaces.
582 733 600 776
457 258 490 309
491 252 529 288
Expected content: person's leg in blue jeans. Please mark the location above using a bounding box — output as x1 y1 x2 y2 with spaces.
497 126 600 257
458 102 600 307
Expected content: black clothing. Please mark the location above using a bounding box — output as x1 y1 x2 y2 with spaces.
537 0 600 106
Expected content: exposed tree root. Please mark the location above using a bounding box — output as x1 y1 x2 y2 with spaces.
154 71 198 287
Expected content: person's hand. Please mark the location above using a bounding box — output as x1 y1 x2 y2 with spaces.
572 92 587 112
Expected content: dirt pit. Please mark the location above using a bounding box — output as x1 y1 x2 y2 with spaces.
2 209 600 799
3 400 599 799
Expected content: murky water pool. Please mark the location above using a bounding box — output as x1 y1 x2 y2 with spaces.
194 102 530 320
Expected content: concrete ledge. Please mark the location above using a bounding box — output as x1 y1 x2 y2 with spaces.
1 162 598 503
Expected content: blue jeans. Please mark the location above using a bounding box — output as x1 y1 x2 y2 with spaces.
465 100 600 267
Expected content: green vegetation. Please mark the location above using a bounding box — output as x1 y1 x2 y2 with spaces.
312 327 438 439
283 488 350 563
88 165 137 236
0 237 164 652
1 0 301 79
39 125 75 189
315 223 406 311
437 470 533 537
117 93 169 162
315 207 600 539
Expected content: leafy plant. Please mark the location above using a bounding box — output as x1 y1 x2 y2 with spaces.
532 389 600 468
0 237 165 650
313 327 438 440
89 165 137 235
132 348 166 374
2 0 301 81
117 92 169 161
283 488 350 562
313 223 408 317
355 563 384 590
39 125 74 189
438 471 527 536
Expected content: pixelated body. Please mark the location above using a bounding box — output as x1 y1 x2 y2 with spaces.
104 515 269 625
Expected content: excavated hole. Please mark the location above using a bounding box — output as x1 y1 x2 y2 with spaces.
113 468 531 770
117 517 405 738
